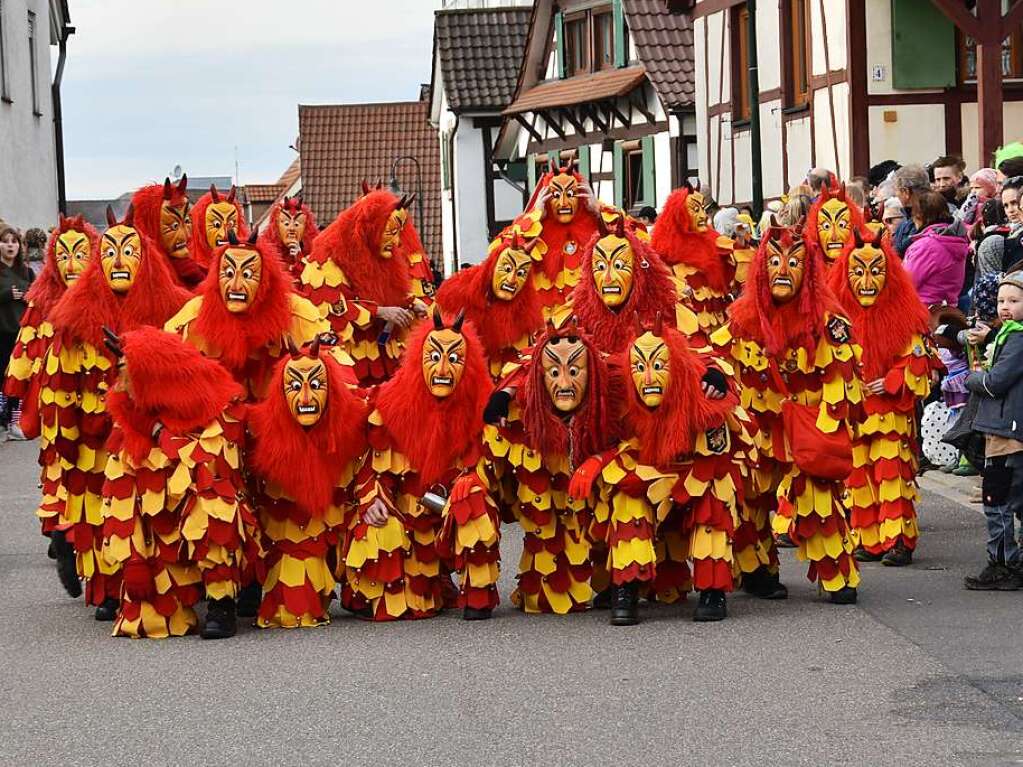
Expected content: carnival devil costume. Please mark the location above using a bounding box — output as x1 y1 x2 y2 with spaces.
826 229 940 566
300 190 427 386
804 184 866 268
248 338 368 628
187 184 249 270
40 206 190 617
131 175 203 288
100 327 251 639
343 308 493 620
711 222 864 603
258 195 319 286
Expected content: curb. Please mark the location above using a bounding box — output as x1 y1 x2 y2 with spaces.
918 472 980 511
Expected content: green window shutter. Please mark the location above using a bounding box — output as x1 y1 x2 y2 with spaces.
527 154 537 195
640 135 655 205
555 11 566 79
578 145 591 181
613 142 624 208
613 0 626 68
890 0 955 89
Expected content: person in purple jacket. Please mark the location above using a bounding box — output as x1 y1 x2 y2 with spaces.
904 190 969 307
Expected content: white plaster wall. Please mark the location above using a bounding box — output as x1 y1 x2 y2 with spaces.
654 130 672 205
731 129 751 204
494 174 524 223
756 1 782 92
694 16 711 194
810 0 848 76
960 101 1023 172
0 0 58 229
812 81 850 178
785 116 814 194
868 103 945 166
452 123 490 266
760 98 785 195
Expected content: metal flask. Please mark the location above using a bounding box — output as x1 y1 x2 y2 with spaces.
420 489 448 514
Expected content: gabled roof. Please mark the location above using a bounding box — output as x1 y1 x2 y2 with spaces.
245 184 285 204
623 0 695 110
276 157 301 190
435 6 531 113
504 66 647 114
298 100 441 260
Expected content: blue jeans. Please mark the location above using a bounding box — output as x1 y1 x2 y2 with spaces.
982 456 1022 565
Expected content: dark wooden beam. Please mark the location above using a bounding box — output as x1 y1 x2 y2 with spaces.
586 103 609 133
538 109 567 140
692 0 745 18
930 0 982 38
560 107 588 137
526 121 669 155
1005 0 1023 31
630 92 656 124
977 0 1004 164
513 113 542 144
606 100 631 128
847 0 869 177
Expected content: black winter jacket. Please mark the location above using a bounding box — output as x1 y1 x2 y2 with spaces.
966 331 1023 442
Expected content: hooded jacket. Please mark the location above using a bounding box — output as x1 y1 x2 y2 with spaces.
903 221 968 306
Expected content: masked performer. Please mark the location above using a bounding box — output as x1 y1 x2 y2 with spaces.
711 223 864 603
573 316 757 625
258 195 318 286
804 184 866 268
131 175 203 288
827 229 939 566
188 184 249 270
359 180 436 305
434 231 544 379
300 190 428 386
248 338 368 629
343 308 492 620
40 206 190 617
99 327 250 639
165 230 327 400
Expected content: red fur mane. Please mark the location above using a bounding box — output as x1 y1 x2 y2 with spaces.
257 197 320 269
571 230 677 354
187 189 249 268
375 316 492 485
249 349 368 515
525 167 599 280
803 184 867 256
651 188 729 292
308 190 411 306
25 215 99 319
192 240 295 372
827 232 931 380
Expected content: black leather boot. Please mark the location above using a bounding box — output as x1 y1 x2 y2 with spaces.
827 586 858 605
693 589 727 622
463 606 492 621
609 582 640 626
202 598 238 639
94 597 119 622
741 566 788 600
235 582 261 618
51 530 82 598
591 588 612 609
47 538 57 560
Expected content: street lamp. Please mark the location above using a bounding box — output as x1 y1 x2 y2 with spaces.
389 155 425 239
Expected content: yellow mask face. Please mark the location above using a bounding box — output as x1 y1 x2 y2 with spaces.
55 229 91 286
490 247 533 301
548 173 580 224
277 210 306 249
159 201 190 259
817 198 852 258
204 201 238 250
766 238 806 303
591 234 634 308
542 337 589 413
100 225 142 293
421 328 466 398
686 192 709 232
380 209 407 259
218 247 262 313
847 244 887 307
284 356 328 427
629 331 670 408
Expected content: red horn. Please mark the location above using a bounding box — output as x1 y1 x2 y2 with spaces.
432 305 445 330
163 177 174 200
361 180 372 196
452 308 466 333
123 203 135 227
285 335 300 359
873 227 885 247
177 174 188 195
523 236 538 254
247 229 259 245
633 311 643 337
106 205 117 228
227 185 237 203
614 216 625 237
209 185 221 203
597 214 610 237
653 310 664 336
853 228 864 248
309 335 321 359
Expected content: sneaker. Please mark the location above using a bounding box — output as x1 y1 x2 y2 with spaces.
952 464 979 477
963 561 1020 591
881 542 913 567
6 425 26 441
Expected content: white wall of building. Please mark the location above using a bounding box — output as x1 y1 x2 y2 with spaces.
0 0 58 229
452 120 491 266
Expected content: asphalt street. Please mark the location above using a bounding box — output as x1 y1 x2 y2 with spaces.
1 438 1021 767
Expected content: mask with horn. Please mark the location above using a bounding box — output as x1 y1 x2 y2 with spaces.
283 335 328 427
204 184 239 251
548 158 581 224
380 194 413 259
490 232 537 301
218 229 262 313
101 204 142 293
816 184 853 258
591 216 634 309
540 318 590 413
847 227 887 307
277 195 308 250
421 306 468 398
54 220 92 287
629 311 670 408
764 219 807 304
159 174 191 259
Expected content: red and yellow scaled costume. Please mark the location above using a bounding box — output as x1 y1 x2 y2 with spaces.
248 340 367 628
396 213 437 306
131 175 204 288
165 231 327 400
343 310 493 620
826 230 940 563
652 188 748 342
40 207 191 610
187 185 249 270
257 195 319 286
300 190 427 385
434 231 544 379
711 223 864 601
804 184 866 268
587 319 757 623
4 215 98 450
100 328 251 638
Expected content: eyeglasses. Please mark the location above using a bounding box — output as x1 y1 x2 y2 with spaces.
882 216 904 224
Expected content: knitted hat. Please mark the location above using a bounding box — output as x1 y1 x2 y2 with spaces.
970 168 999 198
998 270 1023 293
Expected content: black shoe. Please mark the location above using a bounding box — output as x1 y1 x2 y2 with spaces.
463 606 492 621
693 589 727 622
775 533 797 548
235 582 261 618
917 458 937 476
51 531 82 598
47 538 57 560
853 547 884 563
610 582 640 626
592 588 611 610
881 542 913 567
201 598 238 639
827 586 858 605
742 566 789 600
94 597 119 621
964 561 1021 591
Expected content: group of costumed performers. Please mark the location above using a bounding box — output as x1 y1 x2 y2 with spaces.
6 160 947 637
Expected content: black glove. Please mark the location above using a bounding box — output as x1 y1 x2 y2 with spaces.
483 390 512 424
701 367 728 397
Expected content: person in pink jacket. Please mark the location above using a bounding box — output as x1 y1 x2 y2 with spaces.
904 190 969 307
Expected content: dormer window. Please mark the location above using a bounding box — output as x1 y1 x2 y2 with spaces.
557 3 628 78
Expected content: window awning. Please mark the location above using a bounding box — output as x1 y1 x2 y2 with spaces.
503 66 647 115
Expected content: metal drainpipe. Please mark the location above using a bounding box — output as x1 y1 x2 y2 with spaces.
52 23 75 215
449 114 460 272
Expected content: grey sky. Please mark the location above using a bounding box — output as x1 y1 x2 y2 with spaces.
62 0 442 199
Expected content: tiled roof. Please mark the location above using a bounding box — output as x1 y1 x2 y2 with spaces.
276 157 301 190
504 65 647 114
435 7 531 113
298 100 441 261
245 183 285 203
623 0 695 109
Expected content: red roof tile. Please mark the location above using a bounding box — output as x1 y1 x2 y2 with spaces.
244 183 285 204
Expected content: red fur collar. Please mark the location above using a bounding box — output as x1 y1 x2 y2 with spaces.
25 215 99 320
651 188 728 292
